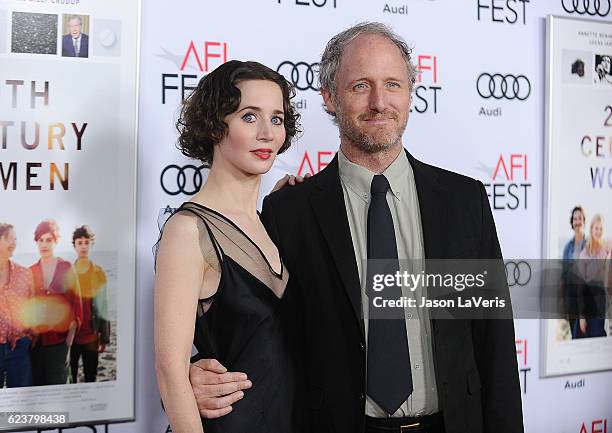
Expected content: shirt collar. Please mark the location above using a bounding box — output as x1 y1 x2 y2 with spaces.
338 148 411 202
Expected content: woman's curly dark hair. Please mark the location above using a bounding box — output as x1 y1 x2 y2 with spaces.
176 60 301 166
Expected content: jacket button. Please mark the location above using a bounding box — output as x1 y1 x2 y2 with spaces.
360 342 365 352
359 393 365 402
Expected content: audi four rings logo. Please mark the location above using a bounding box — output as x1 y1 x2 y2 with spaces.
160 164 207 196
505 261 531 287
277 61 320 91
562 0 611 16
476 73 531 101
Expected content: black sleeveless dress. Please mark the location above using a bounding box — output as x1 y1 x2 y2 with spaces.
169 202 296 433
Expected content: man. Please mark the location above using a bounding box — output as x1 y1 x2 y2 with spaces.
70 226 110 383
62 15 89 58
189 22 523 433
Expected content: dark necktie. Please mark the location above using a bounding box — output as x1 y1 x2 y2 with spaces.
366 174 413 415
73 38 79 56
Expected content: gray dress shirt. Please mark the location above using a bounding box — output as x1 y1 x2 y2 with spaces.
338 149 439 418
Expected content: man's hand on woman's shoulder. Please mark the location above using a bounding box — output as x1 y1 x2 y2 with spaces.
271 173 311 193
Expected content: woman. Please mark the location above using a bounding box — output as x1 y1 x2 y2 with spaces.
155 60 300 433
70 225 110 383
561 206 586 338
0 223 34 388
575 214 610 338
30 219 83 385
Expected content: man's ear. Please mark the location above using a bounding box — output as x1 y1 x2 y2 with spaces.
321 89 336 114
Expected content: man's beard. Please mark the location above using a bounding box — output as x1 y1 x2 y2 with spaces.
336 109 406 154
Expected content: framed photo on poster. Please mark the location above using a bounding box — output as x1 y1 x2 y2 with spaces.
541 16 612 377
0 0 139 429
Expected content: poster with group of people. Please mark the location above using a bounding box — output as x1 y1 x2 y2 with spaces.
0 0 138 429
1 221 113 387
543 16 612 377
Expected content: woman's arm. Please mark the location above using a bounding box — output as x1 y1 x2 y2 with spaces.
155 214 212 433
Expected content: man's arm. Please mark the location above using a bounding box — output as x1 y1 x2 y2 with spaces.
188 358 252 418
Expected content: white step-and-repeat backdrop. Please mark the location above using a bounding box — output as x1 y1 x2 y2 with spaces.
3 0 612 432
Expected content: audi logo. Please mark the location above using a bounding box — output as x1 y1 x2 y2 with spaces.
160 164 207 196
476 73 531 101
562 0 611 16
505 260 531 287
277 61 320 91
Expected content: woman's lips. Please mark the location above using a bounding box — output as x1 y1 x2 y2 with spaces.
251 149 273 160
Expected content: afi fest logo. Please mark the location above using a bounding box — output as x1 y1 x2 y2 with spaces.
515 338 531 394
580 419 608 433
297 151 334 176
477 0 530 24
160 40 229 104
562 0 611 16
411 54 441 114
479 153 531 211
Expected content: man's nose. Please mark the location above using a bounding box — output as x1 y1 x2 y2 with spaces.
368 85 387 113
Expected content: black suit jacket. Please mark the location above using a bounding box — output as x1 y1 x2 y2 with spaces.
62 33 89 57
261 151 524 433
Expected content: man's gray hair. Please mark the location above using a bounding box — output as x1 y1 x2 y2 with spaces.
319 22 417 96
68 15 82 25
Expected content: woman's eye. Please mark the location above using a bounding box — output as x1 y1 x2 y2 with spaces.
242 113 256 123
271 116 284 125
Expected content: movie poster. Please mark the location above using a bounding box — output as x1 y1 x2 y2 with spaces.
0 0 138 428
542 16 612 377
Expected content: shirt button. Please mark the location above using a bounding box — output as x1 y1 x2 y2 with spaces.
407 313 412 319
415 364 421 369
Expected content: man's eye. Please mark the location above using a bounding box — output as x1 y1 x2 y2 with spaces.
353 83 367 90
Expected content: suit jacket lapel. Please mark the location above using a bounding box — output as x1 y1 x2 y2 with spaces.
310 156 365 338
307 151 446 337
407 151 447 260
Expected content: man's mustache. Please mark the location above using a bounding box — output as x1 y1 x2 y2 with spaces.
359 111 399 121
